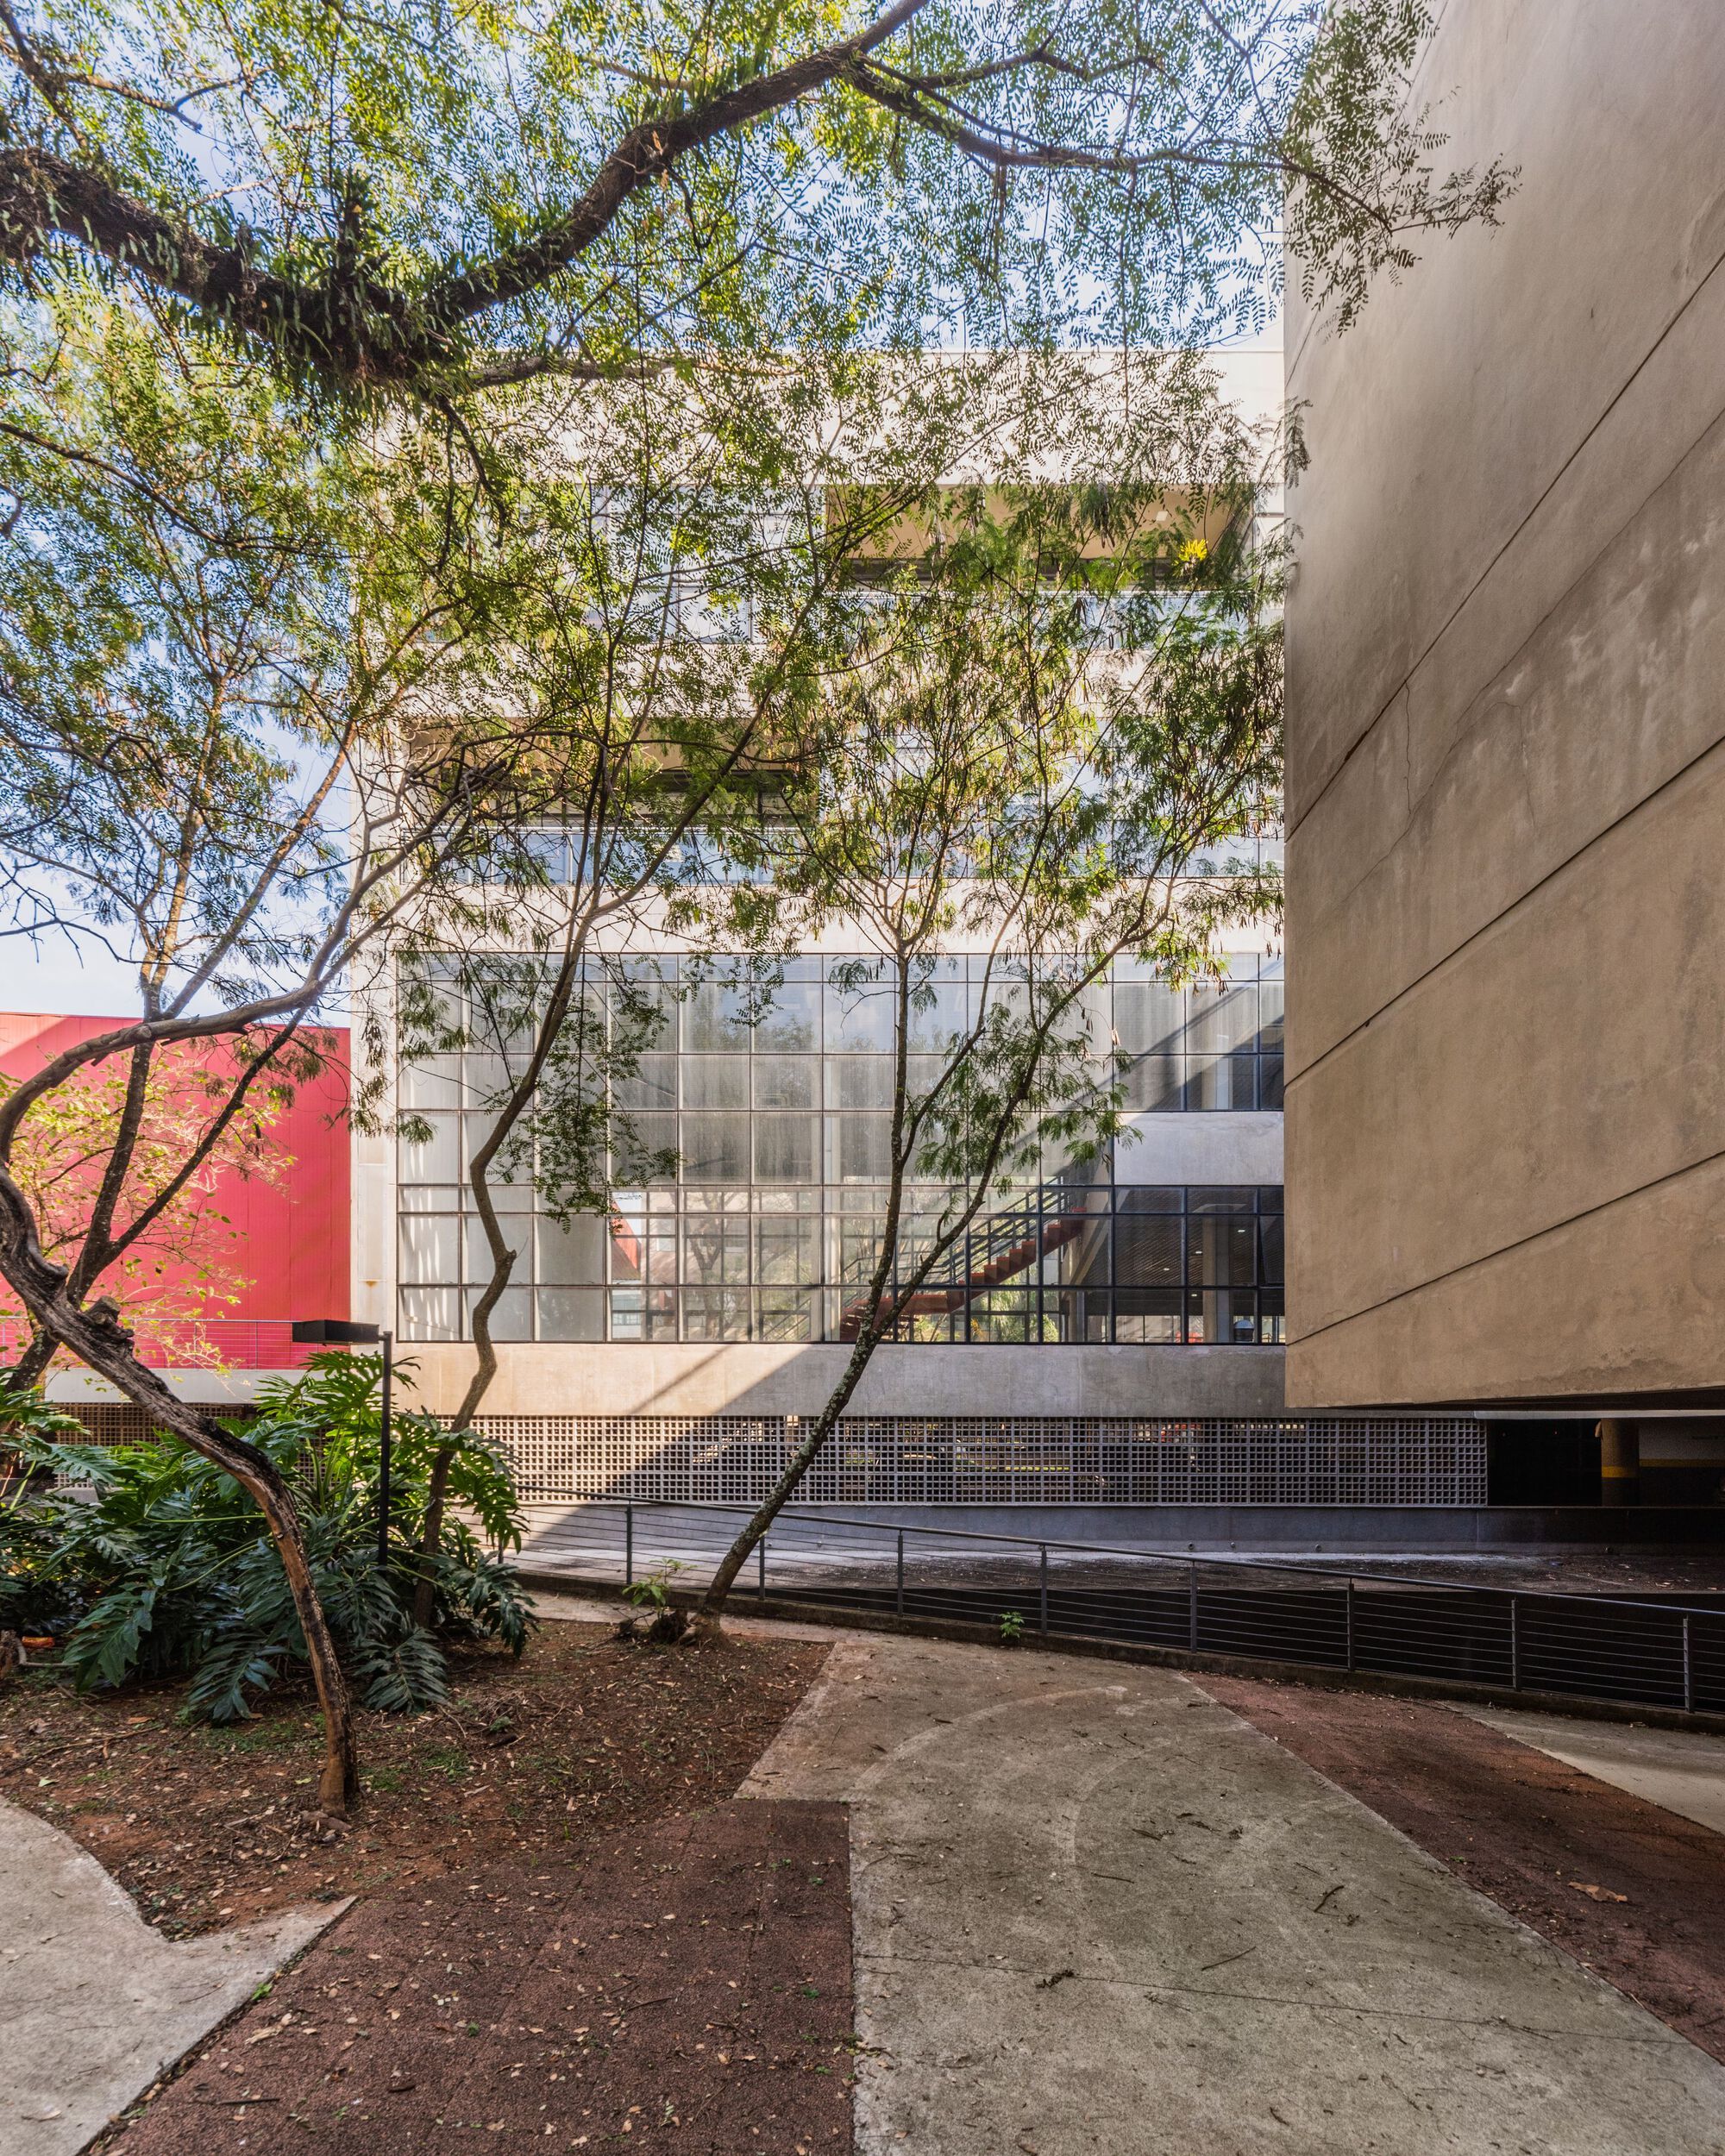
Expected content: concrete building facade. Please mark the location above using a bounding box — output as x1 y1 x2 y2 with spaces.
348 918 1494 1518
1283 1 1725 1413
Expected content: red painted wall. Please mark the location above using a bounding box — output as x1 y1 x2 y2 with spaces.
0 1014 350 1326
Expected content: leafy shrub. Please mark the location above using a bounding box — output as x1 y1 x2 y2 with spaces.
0 1353 532 1718
623 1558 687 1613
0 1385 89 1637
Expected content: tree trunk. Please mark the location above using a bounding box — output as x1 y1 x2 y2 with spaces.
248 1465 357 1809
411 1279 502 1629
695 1326 881 1630
0 1194 359 1809
411 1443 458 1630
6 1326 55 1390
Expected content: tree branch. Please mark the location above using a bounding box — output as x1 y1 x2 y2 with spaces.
843 60 1258 178
0 0 931 385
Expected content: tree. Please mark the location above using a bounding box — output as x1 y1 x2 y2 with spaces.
0 0 1514 1784
382 350 1049 1627
0 1351 530 1715
690 402 1283 1625
0 302 641 1806
0 1032 294 1367
0 0 1509 391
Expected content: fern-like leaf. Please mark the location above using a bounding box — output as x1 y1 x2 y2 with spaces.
350 1625 449 1714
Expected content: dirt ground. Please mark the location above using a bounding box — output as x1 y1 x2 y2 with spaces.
100 1798 855 2156
1205 1673 1725 2065
0 1621 828 1938
0 1619 853 2153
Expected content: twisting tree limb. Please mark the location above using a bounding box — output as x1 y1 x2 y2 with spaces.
0 1160 357 1808
0 0 931 385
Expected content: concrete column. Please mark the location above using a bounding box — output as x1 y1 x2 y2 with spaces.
1597 1419 1640 1507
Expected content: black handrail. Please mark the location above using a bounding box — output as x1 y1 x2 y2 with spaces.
528 1491 1724 1717
548 1490 1720 1619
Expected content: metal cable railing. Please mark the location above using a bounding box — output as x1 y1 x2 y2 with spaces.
0 1317 319 1371
835 1182 1103 1339
523 1495 1725 1715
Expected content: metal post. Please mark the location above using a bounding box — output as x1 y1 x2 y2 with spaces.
1509 1594 1521 1691
1345 1577 1355 1671
1188 1560 1199 1653
625 1501 635 1589
895 1529 905 1616
758 1534 768 1604
1683 1614 1694 1714
377 1329 393 1569
1038 1545 1049 1637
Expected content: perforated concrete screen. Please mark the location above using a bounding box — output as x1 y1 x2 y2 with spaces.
480 1413 1486 1507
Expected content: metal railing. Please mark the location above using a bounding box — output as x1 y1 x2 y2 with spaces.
0 1317 320 1371
837 1184 1101 1338
524 1495 1725 1715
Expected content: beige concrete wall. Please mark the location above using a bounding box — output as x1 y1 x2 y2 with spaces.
44 1343 1286 1418
1284 1 1725 1407
1115 1111 1282 1185
398 1341 1287 1420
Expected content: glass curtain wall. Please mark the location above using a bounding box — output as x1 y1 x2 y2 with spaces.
397 954 1283 1345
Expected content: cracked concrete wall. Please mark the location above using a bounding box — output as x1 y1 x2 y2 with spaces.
1283 2 1725 1406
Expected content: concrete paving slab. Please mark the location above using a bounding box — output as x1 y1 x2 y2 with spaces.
0 1796 346 2155
1456 1704 1725 1838
742 1634 1725 2155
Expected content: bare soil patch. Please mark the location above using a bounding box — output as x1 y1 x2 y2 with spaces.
101 1798 854 2156
1205 1673 1725 2064
0 1620 828 1937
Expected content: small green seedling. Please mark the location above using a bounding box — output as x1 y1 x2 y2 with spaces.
624 1558 688 1611
999 1609 1026 1645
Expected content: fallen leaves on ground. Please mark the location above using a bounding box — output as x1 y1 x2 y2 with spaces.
0 1621 828 1935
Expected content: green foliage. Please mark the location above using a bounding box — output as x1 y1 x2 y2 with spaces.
0 1385 87 1634
998 1609 1026 1645
0 1354 532 1719
0 0 1509 387
624 1558 688 1613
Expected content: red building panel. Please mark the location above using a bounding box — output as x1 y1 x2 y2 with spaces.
0 1013 350 1359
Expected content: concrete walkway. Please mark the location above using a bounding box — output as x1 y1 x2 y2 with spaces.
1458 1704 1725 1837
0 1797 344 2155
743 1633 1725 2155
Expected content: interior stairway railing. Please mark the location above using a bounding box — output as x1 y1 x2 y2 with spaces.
837 1178 1106 1340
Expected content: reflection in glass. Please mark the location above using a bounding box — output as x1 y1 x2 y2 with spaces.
755 1056 818 1108
836 1113 892 1181
536 1288 604 1340
755 1114 818 1183
680 1112 750 1181
613 1055 676 1111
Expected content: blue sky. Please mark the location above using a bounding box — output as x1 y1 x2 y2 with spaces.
0 936 147 1018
